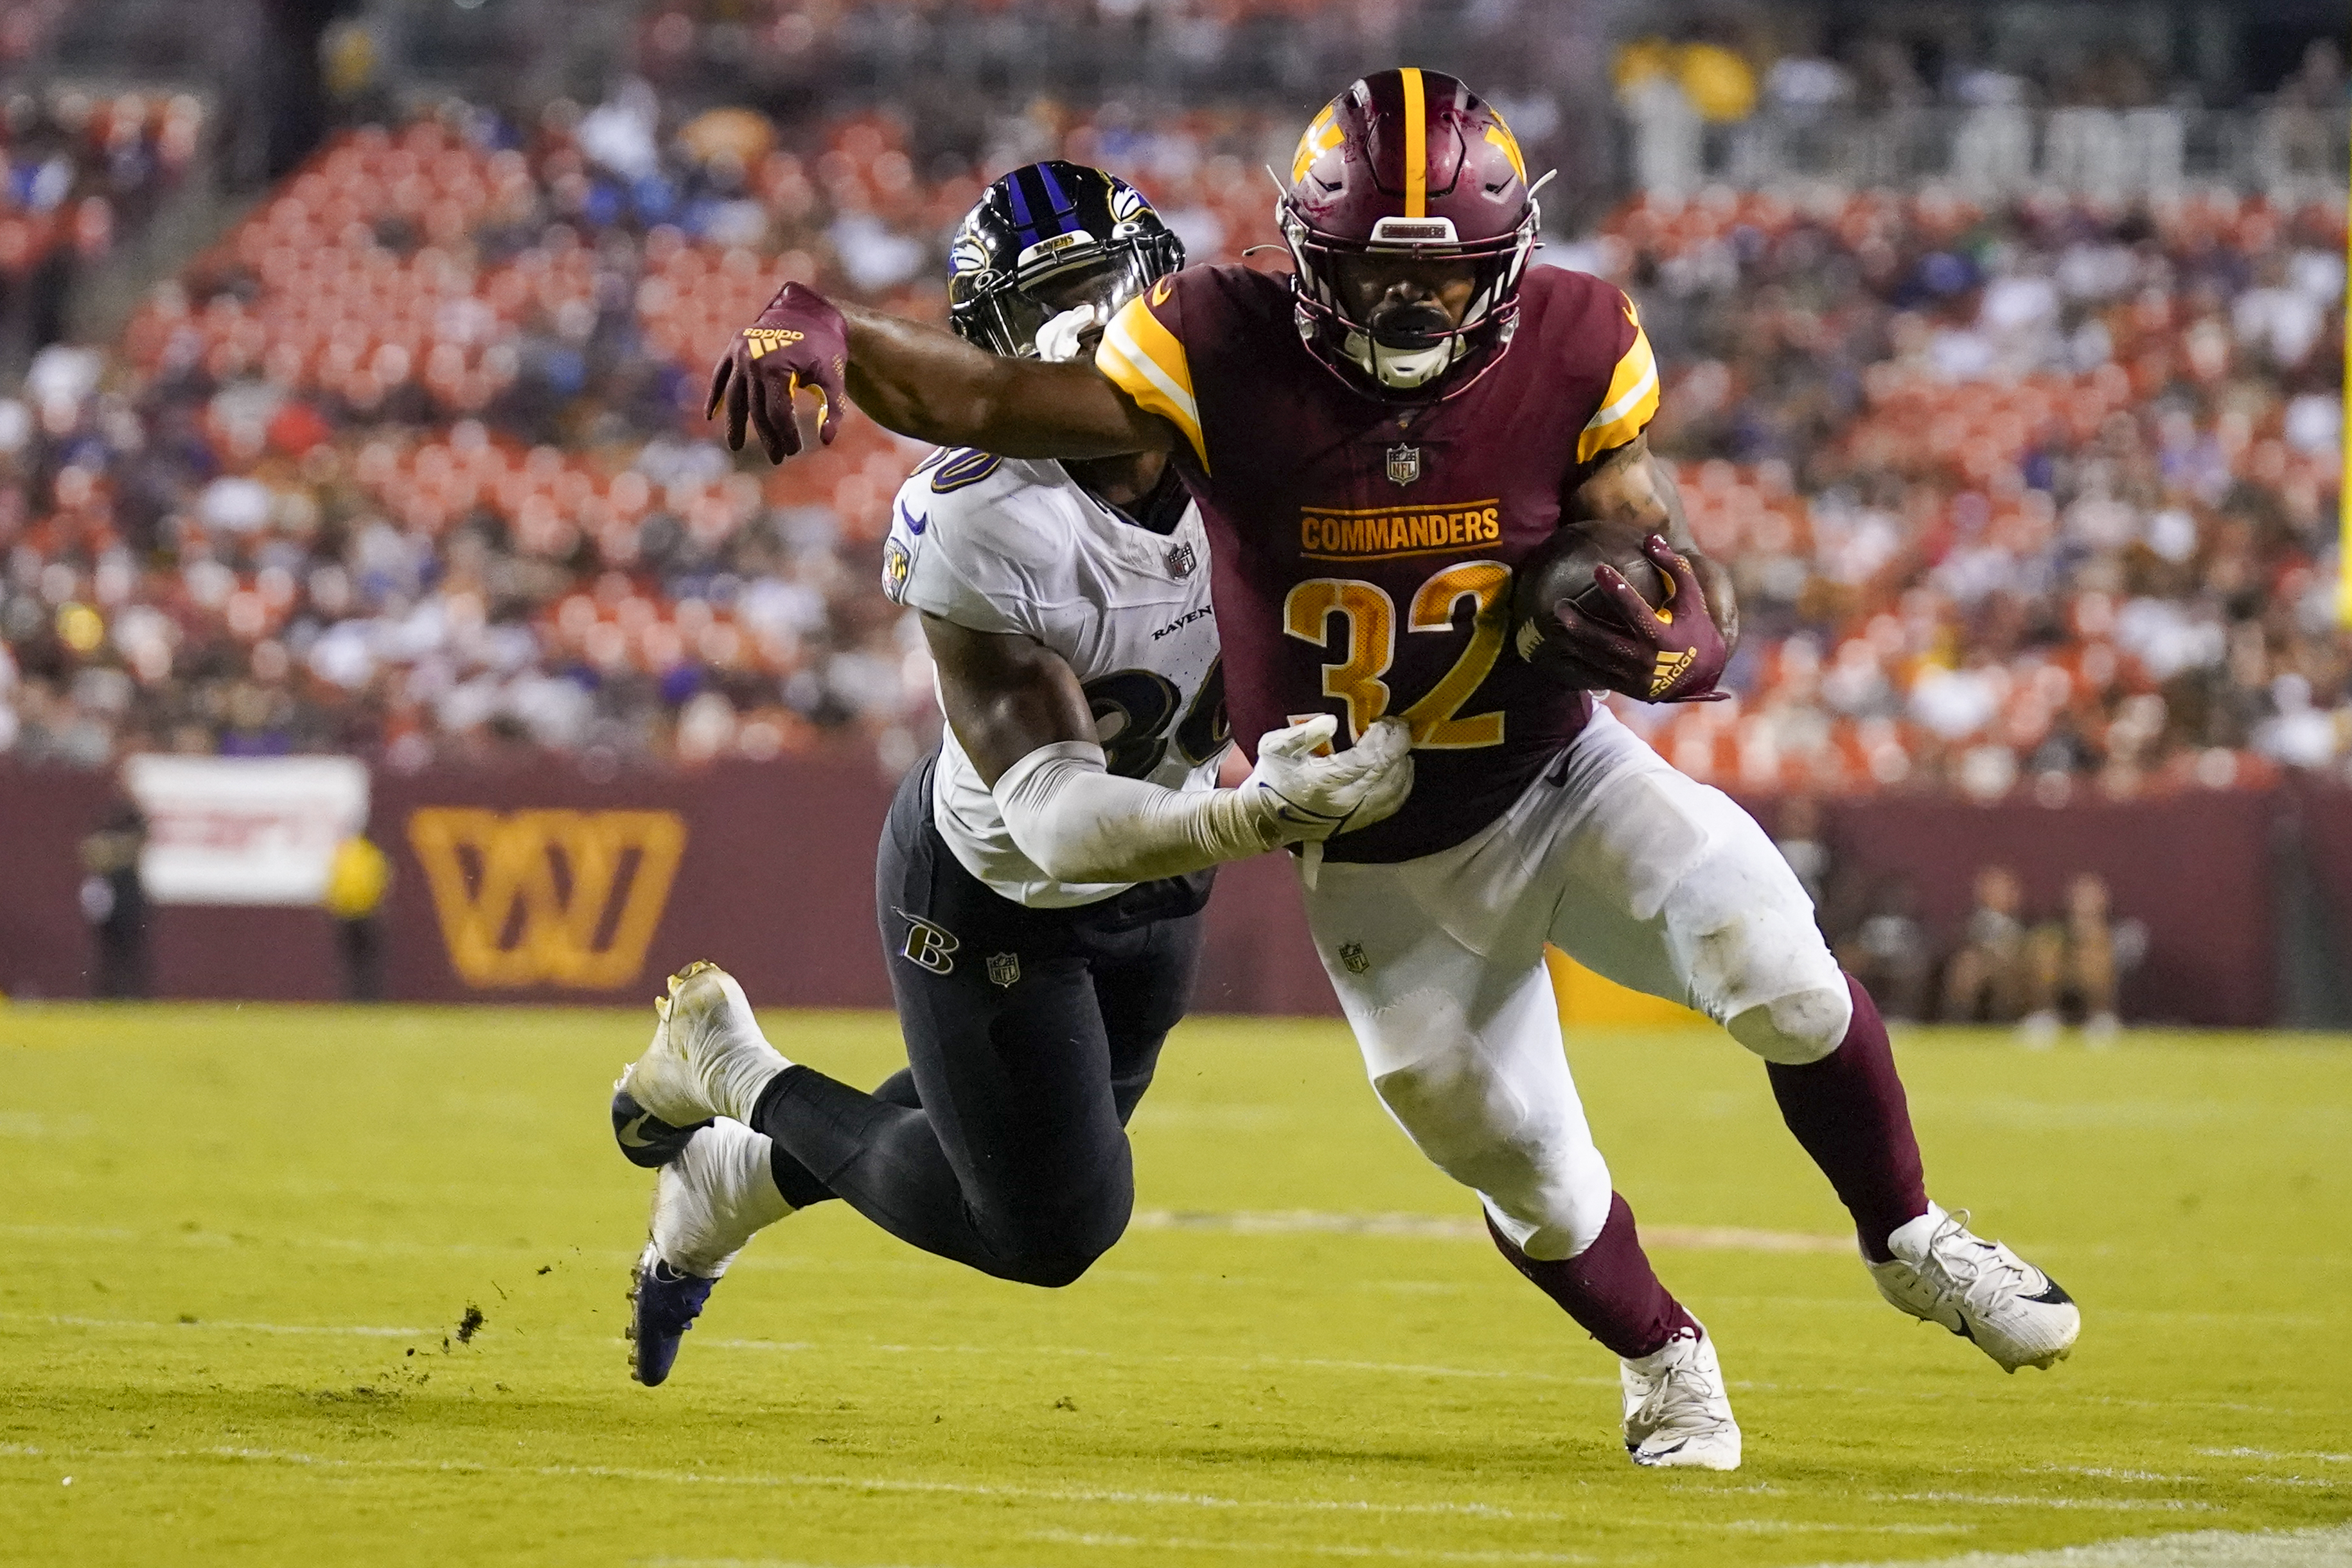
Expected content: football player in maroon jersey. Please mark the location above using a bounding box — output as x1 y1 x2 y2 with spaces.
694 69 2082 1468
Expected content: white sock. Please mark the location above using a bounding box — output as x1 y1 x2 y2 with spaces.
1885 1201 1950 1264
721 1122 797 1226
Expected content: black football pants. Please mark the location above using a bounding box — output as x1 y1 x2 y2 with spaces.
749 752 1208 1287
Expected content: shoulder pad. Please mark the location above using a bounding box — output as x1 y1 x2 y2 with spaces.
919 446 1007 495
883 461 1077 624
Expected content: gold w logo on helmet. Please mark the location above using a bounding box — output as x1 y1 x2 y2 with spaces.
1291 103 1343 184
407 809 688 989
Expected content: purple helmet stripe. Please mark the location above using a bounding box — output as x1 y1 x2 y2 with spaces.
1004 170 1036 240
1036 162 1079 227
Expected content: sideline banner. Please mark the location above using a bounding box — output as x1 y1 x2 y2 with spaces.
0 756 2294 1023
121 755 370 906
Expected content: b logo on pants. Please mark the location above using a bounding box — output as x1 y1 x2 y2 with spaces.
896 910 960 974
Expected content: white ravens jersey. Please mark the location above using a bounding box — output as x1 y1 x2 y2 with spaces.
881 448 1225 908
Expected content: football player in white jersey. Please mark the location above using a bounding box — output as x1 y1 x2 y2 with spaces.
610 163 1413 1385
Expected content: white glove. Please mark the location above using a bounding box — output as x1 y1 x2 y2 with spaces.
1242 715 1414 845
1034 303 1102 364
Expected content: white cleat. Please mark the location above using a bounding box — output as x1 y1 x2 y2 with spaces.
1871 1202 2081 1373
1621 1323 1742 1470
628 1118 795 1387
617 961 792 1129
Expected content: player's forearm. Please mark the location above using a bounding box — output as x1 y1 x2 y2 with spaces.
1638 454 1739 653
1684 548 1738 657
839 304 1012 444
994 741 1280 883
840 305 1149 459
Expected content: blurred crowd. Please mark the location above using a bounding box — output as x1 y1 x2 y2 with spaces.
0 87 206 369
1616 24 2348 204
1584 177 2347 801
0 32 2345 796
0 96 1297 778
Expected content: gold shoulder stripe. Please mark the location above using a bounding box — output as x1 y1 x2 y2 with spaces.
1401 67 1427 218
1096 293 1208 471
1577 322 1659 463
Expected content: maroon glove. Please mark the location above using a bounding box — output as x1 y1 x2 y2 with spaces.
1548 534 1731 703
704 282 850 462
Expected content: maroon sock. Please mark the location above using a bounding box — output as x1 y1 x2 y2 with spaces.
1485 1193 1696 1359
1765 973 1930 1262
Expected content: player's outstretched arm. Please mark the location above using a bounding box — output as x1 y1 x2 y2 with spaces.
924 613 1411 884
706 282 1174 464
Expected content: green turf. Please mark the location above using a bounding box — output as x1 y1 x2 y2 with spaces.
3 1003 2348 1567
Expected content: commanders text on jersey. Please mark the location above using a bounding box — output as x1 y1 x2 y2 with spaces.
1298 500 1505 561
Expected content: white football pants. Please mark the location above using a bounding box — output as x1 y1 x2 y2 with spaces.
1298 705 1849 1262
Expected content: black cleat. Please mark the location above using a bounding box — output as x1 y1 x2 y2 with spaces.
610 1086 708 1170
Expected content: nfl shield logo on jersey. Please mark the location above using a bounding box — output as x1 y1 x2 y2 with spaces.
1384 444 1420 486
987 951 1021 988
1339 941 1370 974
1164 540 1196 578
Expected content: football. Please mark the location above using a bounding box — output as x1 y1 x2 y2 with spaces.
1510 516 1668 676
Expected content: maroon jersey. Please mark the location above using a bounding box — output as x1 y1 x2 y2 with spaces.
1095 263 1662 862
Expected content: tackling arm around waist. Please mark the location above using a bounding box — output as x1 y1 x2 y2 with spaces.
923 610 1276 886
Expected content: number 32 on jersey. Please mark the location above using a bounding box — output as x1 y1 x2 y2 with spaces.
1283 560 1512 748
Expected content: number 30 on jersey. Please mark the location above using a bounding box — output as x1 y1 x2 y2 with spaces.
1283 561 1512 748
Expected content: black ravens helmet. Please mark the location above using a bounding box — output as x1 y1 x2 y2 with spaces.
946 161 1185 359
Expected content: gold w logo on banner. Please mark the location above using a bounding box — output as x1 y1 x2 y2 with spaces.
407 809 688 989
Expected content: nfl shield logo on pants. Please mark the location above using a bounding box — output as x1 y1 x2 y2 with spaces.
987 951 1021 988
1385 444 1420 486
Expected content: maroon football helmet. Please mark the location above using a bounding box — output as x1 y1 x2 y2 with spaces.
1280 67 1546 398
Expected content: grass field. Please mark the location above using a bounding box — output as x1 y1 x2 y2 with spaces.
3 1003 2349 1567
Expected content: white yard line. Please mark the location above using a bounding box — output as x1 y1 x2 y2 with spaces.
0 1442 2097 1540
1127 1211 1850 1253
6 1317 2307 1419
642 1560 950 1568
702 1335 1618 1387
642 1560 951 1568
1027 1529 1593 1564
4 1215 1850 1258
0 1442 1573 1522
1877 1493 2220 1513
1790 1522 2352 1568
6 1312 429 1338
